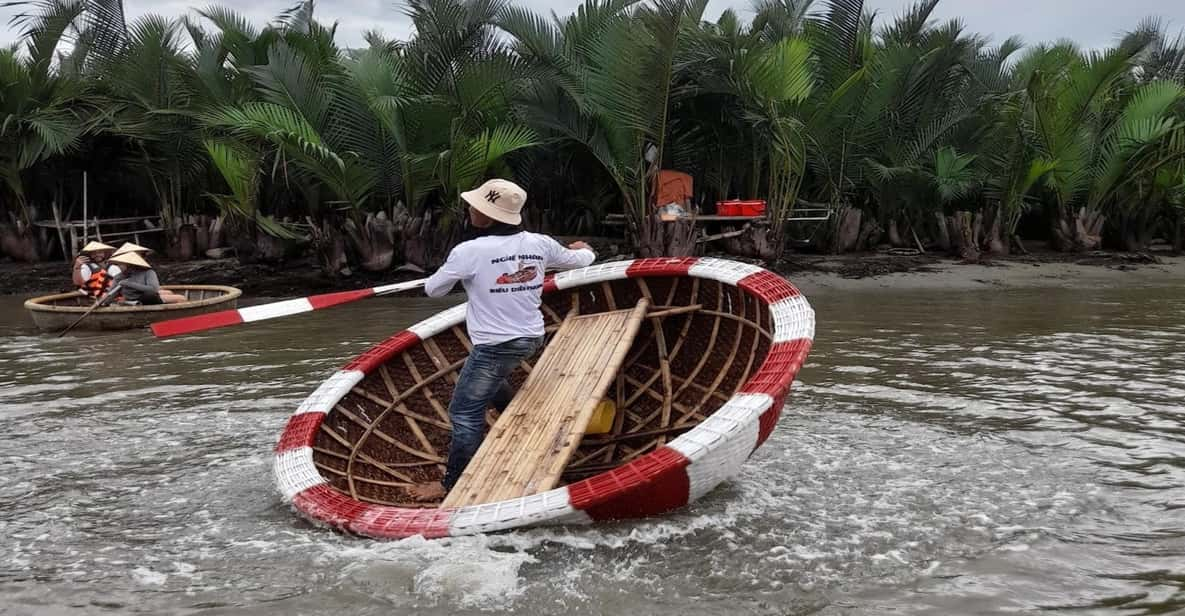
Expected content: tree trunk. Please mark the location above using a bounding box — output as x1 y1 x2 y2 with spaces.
856 217 882 251
834 207 862 253
1117 211 1155 252
208 216 226 251
176 224 197 261
0 218 46 262
308 217 348 276
1174 211 1183 255
946 215 962 255
934 212 952 252
344 212 397 272
167 223 195 260
637 214 697 258
955 211 980 262
228 227 260 264
1083 209 1106 250
908 222 927 254
888 218 904 247
193 215 211 255
255 234 290 263
1011 233 1028 255
983 205 1008 255
1052 207 1105 251
724 223 777 260
402 213 435 270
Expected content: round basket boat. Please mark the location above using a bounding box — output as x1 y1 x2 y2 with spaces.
24 285 242 333
274 258 814 538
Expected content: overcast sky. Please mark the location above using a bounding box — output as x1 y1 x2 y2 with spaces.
1 0 1181 51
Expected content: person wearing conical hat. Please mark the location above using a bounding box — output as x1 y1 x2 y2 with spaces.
106 242 153 280
72 241 116 289
112 242 152 258
405 178 596 503
104 252 187 305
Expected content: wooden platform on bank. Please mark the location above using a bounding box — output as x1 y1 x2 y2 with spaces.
441 299 650 507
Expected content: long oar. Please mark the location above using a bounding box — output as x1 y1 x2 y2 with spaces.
57 284 122 338
150 278 427 339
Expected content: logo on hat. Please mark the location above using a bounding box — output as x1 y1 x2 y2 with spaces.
485 190 502 203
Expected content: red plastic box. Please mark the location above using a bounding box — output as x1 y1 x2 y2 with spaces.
716 200 766 216
717 201 741 216
740 200 766 216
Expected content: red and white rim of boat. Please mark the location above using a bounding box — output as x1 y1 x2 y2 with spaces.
273 257 815 538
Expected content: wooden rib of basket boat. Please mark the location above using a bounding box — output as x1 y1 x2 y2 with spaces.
308 270 787 510
24 285 242 333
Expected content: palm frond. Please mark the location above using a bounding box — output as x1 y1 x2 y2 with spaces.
741 37 815 105
879 0 939 47
203 102 342 167
6 0 86 71
806 0 866 93
447 123 539 195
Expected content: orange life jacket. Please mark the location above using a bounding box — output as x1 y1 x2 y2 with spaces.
82 270 113 298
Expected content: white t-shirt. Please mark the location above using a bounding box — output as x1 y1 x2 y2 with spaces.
424 231 596 346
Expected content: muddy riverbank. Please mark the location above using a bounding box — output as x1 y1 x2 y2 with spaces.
785 251 1185 295
3 249 1180 300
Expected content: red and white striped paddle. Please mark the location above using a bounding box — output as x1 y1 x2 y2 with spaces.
151 278 427 338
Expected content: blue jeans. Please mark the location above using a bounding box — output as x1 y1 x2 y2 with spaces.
442 335 544 491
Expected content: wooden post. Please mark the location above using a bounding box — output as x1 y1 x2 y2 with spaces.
50 198 69 262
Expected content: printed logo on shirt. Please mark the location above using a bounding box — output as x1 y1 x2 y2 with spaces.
489 256 543 294
495 265 538 285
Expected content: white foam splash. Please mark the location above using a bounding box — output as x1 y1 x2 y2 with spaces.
327 535 535 610
131 567 168 586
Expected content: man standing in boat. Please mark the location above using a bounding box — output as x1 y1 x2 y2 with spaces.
407 179 596 501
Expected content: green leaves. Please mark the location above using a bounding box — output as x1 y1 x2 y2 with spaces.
203 102 343 167
1089 80 1185 209
204 140 258 204
742 37 815 105
6 0 83 75
204 139 305 239
931 146 977 203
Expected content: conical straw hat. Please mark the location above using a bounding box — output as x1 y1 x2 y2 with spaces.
113 242 151 256
108 252 152 269
81 241 115 253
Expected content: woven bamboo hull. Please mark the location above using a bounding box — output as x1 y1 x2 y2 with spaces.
24 285 242 332
274 258 814 538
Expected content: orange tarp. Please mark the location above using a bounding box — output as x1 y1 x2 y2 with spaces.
653 171 693 208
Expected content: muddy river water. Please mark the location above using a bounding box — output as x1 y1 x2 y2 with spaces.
1 282 1182 615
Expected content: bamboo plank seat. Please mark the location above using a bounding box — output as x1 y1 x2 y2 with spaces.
441 299 650 507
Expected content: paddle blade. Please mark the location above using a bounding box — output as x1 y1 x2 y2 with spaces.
151 309 245 338
150 278 426 339
150 288 380 338
307 288 375 309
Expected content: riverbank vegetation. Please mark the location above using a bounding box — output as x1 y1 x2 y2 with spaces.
2 0 1184 272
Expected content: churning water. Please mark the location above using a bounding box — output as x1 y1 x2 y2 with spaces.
0 283 1182 615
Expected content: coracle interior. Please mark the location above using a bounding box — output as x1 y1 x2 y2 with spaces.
311 275 773 507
